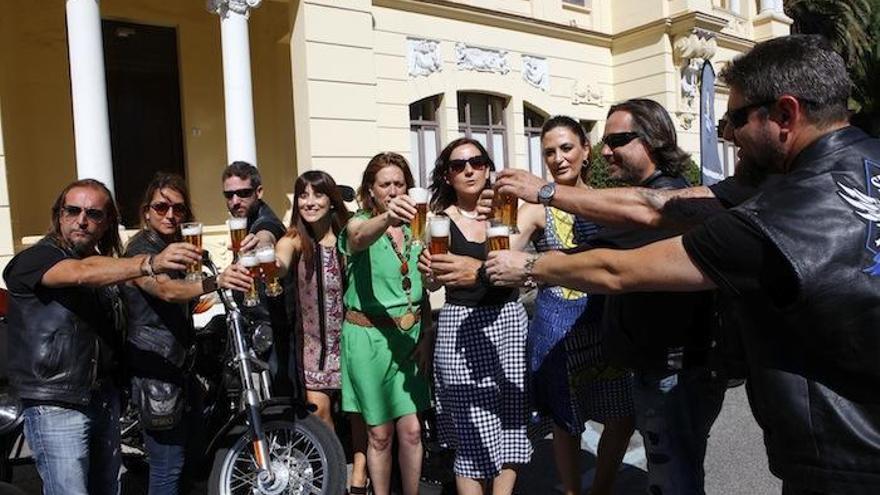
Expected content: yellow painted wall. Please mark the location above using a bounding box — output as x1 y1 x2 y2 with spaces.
0 0 294 249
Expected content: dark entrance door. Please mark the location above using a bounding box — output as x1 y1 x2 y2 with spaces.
102 20 186 228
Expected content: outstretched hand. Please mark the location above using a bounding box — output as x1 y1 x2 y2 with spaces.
153 242 202 274
218 263 253 293
494 169 547 204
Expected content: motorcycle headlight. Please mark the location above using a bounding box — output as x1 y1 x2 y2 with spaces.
251 322 274 355
0 387 22 435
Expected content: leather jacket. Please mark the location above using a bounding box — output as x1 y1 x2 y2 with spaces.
4 237 122 405
596 172 715 371
122 230 193 383
732 126 880 493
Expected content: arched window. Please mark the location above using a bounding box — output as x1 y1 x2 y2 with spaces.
524 105 548 179
458 92 507 168
410 96 441 187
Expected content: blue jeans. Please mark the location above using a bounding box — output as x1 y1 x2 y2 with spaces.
633 367 726 495
22 382 121 495
143 423 187 495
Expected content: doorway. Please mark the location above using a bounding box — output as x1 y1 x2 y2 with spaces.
102 20 186 228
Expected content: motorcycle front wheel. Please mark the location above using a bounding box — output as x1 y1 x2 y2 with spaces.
208 415 346 495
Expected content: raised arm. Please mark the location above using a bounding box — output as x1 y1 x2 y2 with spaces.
345 196 416 254
41 242 201 289
130 274 207 304
486 236 716 294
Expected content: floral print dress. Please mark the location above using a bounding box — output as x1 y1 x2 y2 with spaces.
297 244 344 390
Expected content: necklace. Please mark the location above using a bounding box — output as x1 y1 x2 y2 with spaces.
457 206 479 219
385 228 416 331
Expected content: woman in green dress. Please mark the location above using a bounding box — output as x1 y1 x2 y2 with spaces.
339 152 432 495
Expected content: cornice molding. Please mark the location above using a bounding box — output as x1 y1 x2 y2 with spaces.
372 0 612 48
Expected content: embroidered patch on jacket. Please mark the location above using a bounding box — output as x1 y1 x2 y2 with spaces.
836 159 880 276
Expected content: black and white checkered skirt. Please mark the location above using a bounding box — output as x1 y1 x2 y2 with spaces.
433 301 533 479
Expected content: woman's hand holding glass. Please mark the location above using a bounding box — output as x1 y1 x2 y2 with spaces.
385 195 417 227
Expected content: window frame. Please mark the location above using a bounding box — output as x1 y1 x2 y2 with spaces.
409 96 442 187
457 92 508 169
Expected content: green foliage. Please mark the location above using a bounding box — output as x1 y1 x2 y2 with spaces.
785 0 880 136
587 143 703 189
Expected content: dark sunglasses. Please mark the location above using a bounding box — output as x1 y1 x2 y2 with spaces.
448 155 491 173
223 188 255 200
603 132 641 149
61 205 106 223
724 99 776 129
150 202 188 218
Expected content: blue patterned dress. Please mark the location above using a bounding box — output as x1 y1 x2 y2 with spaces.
529 207 634 435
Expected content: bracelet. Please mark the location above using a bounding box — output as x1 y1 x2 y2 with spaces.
523 254 541 289
141 254 156 278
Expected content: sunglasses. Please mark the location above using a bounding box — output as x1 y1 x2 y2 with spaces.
724 99 776 129
603 132 641 149
448 155 491 173
61 205 106 223
150 202 188 218
223 188 255 200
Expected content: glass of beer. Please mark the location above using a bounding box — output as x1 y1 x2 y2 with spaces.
487 223 511 252
408 187 430 245
240 251 261 307
492 191 519 234
227 217 247 258
429 216 450 256
180 222 203 281
256 246 282 297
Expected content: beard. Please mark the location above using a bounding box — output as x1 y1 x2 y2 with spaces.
733 128 786 187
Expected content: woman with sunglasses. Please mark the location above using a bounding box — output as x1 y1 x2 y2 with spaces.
121 173 213 495
512 116 635 495
417 138 531 495
337 153 432 495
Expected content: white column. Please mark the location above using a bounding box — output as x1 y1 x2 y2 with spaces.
65 0 115 191
728 0 741 15
759 0 783 14
208 0 262 166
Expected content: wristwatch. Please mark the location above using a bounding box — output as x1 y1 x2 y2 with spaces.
538 182 556 206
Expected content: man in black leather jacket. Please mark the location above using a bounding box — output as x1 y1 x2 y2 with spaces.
488 35 880 495
2 179 200 495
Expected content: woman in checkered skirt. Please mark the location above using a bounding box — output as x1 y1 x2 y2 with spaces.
417 138 532 494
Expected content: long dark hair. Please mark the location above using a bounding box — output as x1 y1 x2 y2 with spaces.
607 99 691 177
139 173 194 236
541 115 592 183
287 170 351 272
356 152 415 215
428 138 494 214
49 179 122 257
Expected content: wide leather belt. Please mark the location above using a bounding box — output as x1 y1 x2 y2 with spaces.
345 309 420 330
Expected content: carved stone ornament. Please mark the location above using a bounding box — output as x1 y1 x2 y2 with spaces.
455 43 510 75
407 38 442 78
572 80 603 106
521 55 549 91
206 0 262 19
676 111 696 131
673 30 717 111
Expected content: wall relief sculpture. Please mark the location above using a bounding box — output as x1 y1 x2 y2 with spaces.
455 43 510 74
522 55 549 91
407 38 442 77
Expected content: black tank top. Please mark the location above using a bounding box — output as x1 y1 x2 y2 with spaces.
445 221 518 307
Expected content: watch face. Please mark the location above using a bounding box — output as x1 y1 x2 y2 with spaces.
539 183 555 203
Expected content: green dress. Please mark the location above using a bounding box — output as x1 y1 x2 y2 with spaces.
338 212 431 425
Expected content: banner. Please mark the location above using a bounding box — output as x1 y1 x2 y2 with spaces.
700 60 724 186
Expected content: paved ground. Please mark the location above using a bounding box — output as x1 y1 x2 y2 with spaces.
6 384 781 494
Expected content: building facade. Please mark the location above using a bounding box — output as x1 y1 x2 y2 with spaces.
0 0 791 275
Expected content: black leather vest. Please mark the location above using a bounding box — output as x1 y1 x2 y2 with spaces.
122 230 193 383
732 127 880 492
5 237 120 405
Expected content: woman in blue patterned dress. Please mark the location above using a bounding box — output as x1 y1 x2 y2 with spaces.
512 116 635 495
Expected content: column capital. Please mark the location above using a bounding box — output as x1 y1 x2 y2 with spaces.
207 0 262 19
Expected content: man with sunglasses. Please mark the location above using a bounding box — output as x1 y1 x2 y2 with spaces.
2 179 201 495
488 35 880 494
222 161 286 252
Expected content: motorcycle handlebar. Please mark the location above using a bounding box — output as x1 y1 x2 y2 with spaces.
201 252 241 314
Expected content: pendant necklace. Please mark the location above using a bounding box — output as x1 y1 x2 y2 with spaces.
385 227 416 331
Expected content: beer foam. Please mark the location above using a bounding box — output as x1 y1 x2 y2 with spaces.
256 247 275 263
429 218 450 237
487 225 510 238
408 187 430 203
227 217 247 230
181 224 202 236
240 253 259 267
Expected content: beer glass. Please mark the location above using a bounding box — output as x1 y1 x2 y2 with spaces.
491 191 519 234
228 217 247 258
256 246 283 297
408 187 430 245
180 222 203 281
487 223 511 252
429 216 450 256
240 251 261 307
